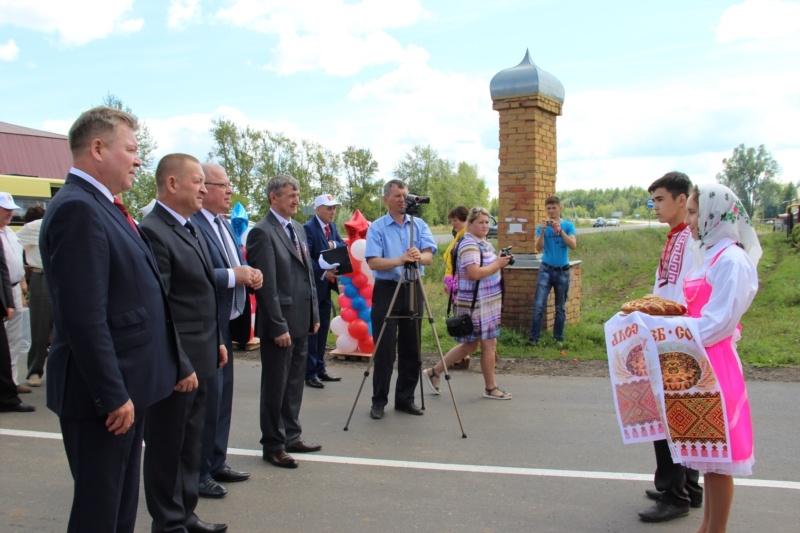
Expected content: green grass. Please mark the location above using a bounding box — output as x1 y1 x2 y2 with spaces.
332 230 798 367
362 229 799 367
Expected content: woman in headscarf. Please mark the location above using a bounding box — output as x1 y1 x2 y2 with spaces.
682 183 761 533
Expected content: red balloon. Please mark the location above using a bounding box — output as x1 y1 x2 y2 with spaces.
365 298 372 308
359 284 373 300
349 257 362 275
337 295 351 309
358 336 375 353
352 273 368 289
348 319 369 340
341 307 358 322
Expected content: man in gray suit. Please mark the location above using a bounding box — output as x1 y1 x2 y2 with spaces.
247 175 320 468
140 153 228 533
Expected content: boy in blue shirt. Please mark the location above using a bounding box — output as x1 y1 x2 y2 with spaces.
529 196 577 346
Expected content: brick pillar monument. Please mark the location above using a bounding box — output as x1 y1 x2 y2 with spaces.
489 50 582 332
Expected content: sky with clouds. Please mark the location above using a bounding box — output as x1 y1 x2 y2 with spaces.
1 0 798 197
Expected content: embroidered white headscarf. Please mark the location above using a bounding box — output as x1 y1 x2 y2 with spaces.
689 183 762 268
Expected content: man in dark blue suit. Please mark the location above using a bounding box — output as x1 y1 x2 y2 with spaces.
40 107 186 533
191 162 263 498
303 194 346 389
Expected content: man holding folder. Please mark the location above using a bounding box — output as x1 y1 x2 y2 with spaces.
304 194 346 389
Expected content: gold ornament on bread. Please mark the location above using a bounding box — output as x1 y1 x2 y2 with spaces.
621 295 686 316
659 351 701 391
625 344 648 377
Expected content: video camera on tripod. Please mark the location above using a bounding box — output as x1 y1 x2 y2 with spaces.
403 193 430 216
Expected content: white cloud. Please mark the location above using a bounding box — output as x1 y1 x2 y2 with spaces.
0 38 19 61
145 106 303 163
716 0 800 43
40 119 71 135
168 0 200 30
0 0 143 46
216 0 429 76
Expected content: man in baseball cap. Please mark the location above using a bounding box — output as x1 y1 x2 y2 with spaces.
0 192 21 211
304 194 346 388
0 192 30 398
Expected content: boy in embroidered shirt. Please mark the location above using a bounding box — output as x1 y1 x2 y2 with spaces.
638 171 702 523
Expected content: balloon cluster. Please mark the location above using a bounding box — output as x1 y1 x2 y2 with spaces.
329 210 375 354
330 238 375 353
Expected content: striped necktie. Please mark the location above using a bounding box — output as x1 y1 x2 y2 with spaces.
215 216 246 314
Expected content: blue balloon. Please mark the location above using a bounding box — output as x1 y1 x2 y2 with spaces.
344 284 359 298
351 296 366 311
368 323 373 335
358 308 371 322
340 276 352 285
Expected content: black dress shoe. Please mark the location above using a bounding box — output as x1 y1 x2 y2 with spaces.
198 478 227 499
305 377 324 389
212 465 250 483
319 372 341 382
645 489 663 501
187 519 228 532
395 402 423 415
646 488 701 508
370 405 384 419
638 502 690 522
286 438 322 453
263 449 298 469
0 402 36 413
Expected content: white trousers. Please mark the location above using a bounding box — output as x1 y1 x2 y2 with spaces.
4 284 29 385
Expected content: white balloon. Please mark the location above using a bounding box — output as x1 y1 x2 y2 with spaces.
363 263 374 283
350 239 367 261
330 316 348 336
336 333 359 353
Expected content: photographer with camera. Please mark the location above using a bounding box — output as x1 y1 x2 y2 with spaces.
364 180 437 420
423 207 514 400
528 196 577 347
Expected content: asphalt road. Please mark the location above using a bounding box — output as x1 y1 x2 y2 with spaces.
2 359 798 532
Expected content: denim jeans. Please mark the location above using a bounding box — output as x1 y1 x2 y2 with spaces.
528 265 570 342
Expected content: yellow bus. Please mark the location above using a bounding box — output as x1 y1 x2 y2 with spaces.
0 174 65 226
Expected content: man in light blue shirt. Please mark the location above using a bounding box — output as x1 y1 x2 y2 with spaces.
365 179 437 420
529 196 577 346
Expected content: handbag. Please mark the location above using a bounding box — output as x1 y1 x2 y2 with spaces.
445 239 482 338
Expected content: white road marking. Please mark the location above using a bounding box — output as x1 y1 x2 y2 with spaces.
4 428 797 491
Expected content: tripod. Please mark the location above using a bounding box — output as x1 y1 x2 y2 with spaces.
343 215 467 438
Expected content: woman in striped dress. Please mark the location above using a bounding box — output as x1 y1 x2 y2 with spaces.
423 207 514 399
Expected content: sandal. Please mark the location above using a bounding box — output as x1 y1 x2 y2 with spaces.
483 387 512 400
423 368 441 395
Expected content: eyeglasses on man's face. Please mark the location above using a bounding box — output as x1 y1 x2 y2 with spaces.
205 182 232 189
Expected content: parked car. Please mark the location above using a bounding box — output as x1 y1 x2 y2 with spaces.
488 215 498 238
593 217 607 227
607 218 620 226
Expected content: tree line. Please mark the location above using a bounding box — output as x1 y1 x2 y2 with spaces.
110 94 795 225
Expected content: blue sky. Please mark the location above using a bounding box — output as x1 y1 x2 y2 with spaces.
1 0 798 197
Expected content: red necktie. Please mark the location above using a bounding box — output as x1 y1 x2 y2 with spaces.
113 198 139 233
324 224 331 240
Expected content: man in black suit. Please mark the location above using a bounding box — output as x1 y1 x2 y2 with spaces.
0 235 35 413
247 175 320 468
39 106 184 533
140 154 228 533
303 194 346 389
192 162 262 498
